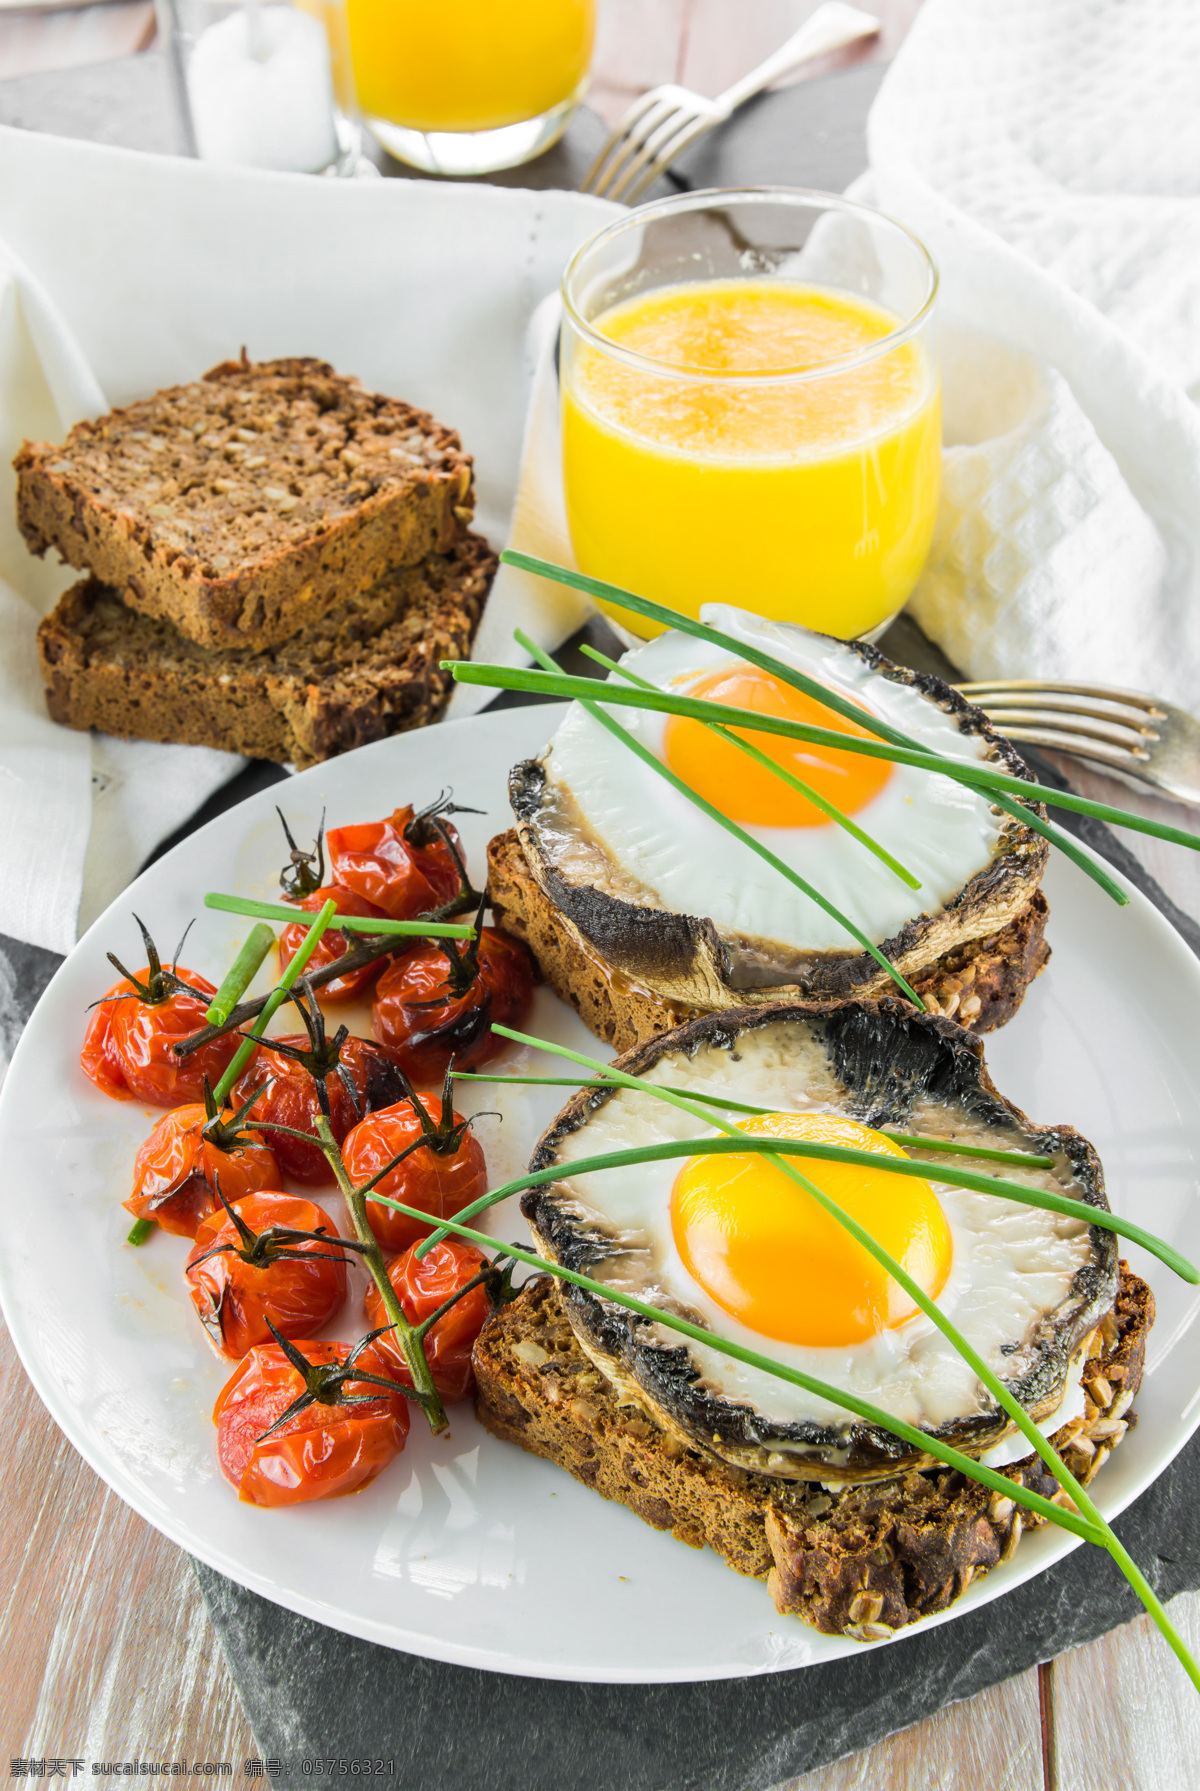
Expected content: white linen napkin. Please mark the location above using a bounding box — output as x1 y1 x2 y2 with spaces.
0 128 614 953
0 233 246 952
864 0 1200 704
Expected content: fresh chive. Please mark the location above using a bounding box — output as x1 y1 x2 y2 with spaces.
204 923 275 1027
454 1071 770 1115
457 654 1132 904
420 1122 1192 1282
500 552 1189 860
449 1025 1196 1274
513 630 927 1011
883 1131 1053 1168
491 552 1141 904
459 658 1197 864
375 1190 1104 1539
490 1031 1200 1282
580 641 922 891
436 1036 1195 1281
373 1177 1199 1689
209 897 339 1108
455 1071 1056 1166
204 892 474 940
126 1217 155 1248
426 1018 1200 1689
464 1021 1200 1689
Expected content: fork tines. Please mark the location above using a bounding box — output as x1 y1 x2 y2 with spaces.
580 86 715 204
952 680 1199 804
958 680 1175 784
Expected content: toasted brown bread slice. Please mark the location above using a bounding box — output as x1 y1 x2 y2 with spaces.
474 1268 1151 1640
487 827 1050 1051
37 532 495 769
16 356 474 652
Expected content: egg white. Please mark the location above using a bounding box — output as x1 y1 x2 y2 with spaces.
549 1026 1096 1437
542 606 1005 956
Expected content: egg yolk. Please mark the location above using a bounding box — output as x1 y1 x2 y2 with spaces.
662 665 893 826
670 1112 952 1347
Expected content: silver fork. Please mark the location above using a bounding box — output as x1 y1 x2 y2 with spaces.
955 680 1200 807
580 3 880 205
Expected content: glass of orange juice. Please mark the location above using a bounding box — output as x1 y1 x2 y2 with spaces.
341 0 595 175
560 188 941 641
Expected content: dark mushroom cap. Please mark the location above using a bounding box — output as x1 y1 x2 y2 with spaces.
523 1000 1118 1483
510 636 1049 1009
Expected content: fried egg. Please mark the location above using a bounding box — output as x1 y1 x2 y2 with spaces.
545 611 1013 953
523 1005 1117 1483
509 609 1048 1010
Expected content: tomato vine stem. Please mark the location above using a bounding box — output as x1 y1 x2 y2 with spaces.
313 1114 449 1437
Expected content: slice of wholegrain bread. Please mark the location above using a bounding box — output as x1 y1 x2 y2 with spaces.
16 356 474 653
37 532 495 769
486 827 1051 1051
474 1269 1151 1640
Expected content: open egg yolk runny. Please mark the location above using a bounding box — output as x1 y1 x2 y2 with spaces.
670 1113 952 1347
662 665 892 826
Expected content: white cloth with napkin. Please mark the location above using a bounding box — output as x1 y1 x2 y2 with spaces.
0 127 612 953
864 0 1200 703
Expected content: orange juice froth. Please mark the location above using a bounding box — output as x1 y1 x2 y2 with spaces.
562 280 941 638
347 0 594 133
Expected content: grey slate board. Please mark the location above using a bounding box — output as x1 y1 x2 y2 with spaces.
3 48 1195 1788
192 1453 1200 1791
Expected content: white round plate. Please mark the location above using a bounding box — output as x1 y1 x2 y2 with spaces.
1 706 1199 1683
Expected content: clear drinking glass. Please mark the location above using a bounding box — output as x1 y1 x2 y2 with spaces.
155 0 362 173
343 0 595 176
560 187 941 641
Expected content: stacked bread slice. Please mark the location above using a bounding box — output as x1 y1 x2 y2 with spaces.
19 355 496 767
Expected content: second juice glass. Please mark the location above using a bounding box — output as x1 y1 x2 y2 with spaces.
346 0 594 174
560 188 941 641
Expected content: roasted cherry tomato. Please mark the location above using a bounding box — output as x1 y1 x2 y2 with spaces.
370 924 534 1084
186 1190 348 1358
341 1077 487 1252
326 803 465 920
125 1091 281 1238
234 1034 406 1185
233 989 409 1185
214 1337 409 1507
364 1238 490 1403
81 920 237 1106
278 885 391 1002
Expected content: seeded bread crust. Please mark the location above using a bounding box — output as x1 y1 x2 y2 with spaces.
16 356 474 653
487 827 1050 1050
474 1267 1151 1639
36 532 495 769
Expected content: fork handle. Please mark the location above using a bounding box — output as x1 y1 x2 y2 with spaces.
711 3 881 119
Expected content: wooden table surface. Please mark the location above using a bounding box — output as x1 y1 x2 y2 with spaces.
3 2 1199 1785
